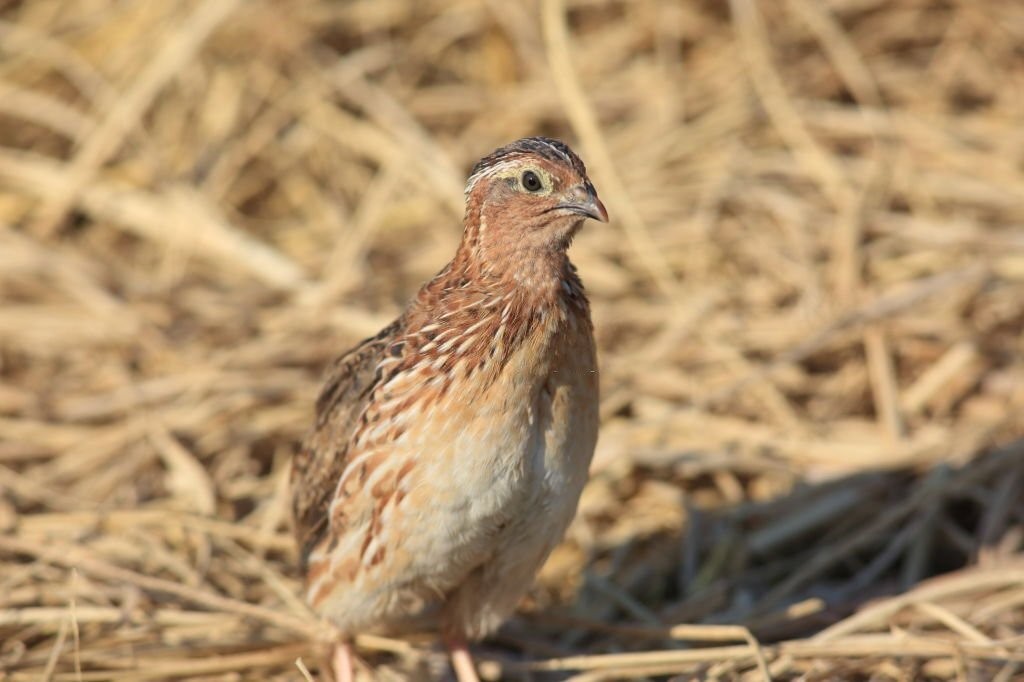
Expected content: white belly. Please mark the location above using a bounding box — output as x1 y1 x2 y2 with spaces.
435 323 599 638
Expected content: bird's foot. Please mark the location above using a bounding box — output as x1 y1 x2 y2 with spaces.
332 639 354 682
444 635 480 682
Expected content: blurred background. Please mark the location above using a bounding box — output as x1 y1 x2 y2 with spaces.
1 0 1023 679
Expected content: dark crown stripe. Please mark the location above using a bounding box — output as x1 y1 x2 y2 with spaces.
467 137 587 188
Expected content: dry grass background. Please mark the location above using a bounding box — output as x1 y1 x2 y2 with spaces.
1 0 1023 679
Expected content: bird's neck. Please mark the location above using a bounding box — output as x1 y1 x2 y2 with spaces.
452 199 576 306
451 240 573 307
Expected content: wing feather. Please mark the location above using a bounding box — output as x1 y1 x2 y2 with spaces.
290 319 400 569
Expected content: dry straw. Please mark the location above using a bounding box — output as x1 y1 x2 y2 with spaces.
1 0 1023 679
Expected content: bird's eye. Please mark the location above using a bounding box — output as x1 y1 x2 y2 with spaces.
521 170 543 192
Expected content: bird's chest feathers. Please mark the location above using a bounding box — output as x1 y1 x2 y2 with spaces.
370 271 597 522
436 307 597 521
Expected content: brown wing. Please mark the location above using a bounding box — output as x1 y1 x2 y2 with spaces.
291 319 401 570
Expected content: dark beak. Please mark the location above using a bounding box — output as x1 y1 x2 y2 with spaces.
558 182 608 223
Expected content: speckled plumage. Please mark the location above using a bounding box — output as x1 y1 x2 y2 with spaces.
291 137 607 681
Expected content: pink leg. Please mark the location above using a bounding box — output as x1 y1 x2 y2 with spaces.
332 640 354 682
445 636 480 682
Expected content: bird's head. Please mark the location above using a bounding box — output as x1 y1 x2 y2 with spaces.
460 137 607 262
